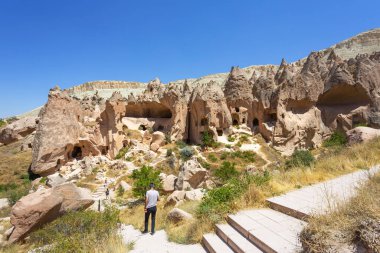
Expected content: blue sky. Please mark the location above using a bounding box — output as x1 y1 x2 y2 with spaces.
0 0 379 118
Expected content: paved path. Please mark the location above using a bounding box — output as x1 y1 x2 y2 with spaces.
120 224 206 253
203 166 379 253
267 165 380 220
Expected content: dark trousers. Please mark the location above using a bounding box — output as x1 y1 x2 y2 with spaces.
144 206 157 232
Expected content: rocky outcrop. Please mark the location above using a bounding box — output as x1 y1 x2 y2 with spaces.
8 183 93 243
346 127 380 145
29 29 380 173
167 208 193 223
0 116 38 145
176 158 209 190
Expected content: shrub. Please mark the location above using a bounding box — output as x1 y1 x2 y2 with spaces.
180 146 194 160
225 144 232 149
214 161 239 182
239 135 249 143
166 148 173 157
165 133 172 143
208 154 218 162
129 165 161 198
175 140 187 149
323 131 347 147
30 207 122 253
0 119 6 128
115 146 129 160
201 131 214 147
227 135 235 142
285 149 315 169
117 185 125 197
198 158 211 170
220 152 229 160
231 151 255 162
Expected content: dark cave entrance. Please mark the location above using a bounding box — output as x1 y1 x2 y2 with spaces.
233 119 239 126
71 146 82 159
253 118 259 127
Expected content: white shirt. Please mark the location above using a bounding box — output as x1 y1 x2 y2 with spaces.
146 189 159 208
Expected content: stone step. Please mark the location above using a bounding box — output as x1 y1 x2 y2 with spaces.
266 166 380 220
215 224 263 253
202 233 234 253
227 209 305 253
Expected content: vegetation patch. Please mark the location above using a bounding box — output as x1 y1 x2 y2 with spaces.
180 146 195 160
323 131 347 147
129 165 162 198
213 161 239 183
29 207 126 253
285 149 315 169
115 146 129 160
0 119 6 128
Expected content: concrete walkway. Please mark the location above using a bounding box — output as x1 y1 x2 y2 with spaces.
203 166 380 253
120 224 206 253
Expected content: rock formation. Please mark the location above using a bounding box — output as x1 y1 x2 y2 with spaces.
25 29 380 174
8 183 93 243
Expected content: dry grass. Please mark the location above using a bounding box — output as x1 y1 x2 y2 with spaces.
300 172 380 252
0 141 32 187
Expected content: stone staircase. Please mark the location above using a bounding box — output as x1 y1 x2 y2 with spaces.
202 166 380 253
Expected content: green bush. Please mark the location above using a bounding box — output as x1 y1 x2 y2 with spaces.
115 146 129 160
214 161 239 182
8 186 29 205
30 207 120 253
323 131 347 147
285 149 315 169
227 135 235 142
231 151 255 162
0 183 17 192
165 133 172 143
201 131 214 147
129 165 161 198
180 146 194 160
239 135 249 143
220 152 229 160
225 144 232 149
166 148 173 157
175 140 187 149
198 173 270 220
208 154 218 162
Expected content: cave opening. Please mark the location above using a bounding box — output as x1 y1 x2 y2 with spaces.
233 119 239 125
157 125 164 131
317 84 370 107
139 125 147 131
253 118 259 127
71 146 82 159
217 129 223 136
125 102 173 118
270 113 277 121
200 118 208 126
235 107 240 112
242 118 246 124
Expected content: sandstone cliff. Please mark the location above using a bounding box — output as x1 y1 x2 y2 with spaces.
26 28 380 175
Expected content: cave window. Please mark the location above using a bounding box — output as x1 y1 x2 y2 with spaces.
101 146 109 155
139 125 147 131
242 118 246 124
270 113 277 121
77 115 80 121
217 129 223 136
253 118 259 127
200 118 208 126
233 119 239 126
235 107 240 112
71 146 82 159
157 125 164 131
281 113 285 119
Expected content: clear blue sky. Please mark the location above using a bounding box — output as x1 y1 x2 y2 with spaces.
0 0 379 118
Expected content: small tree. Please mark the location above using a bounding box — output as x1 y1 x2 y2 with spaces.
129 166 161 198
202 131 215 147
285 149 315 169
323 131 347 147
214 161 239 183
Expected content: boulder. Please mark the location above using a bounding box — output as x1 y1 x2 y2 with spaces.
150 131 166 151
185 189 204 201
176 158 209 190
119 181 131 191
167 208 193 223
166 190 186 206
346 127 380 145
0 116 37 145
0 198 9 210
8 182 93 243
46 173 66 187
162 174 177 193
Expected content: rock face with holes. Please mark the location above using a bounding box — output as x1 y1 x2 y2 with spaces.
29 29 380 174
8 183 93 243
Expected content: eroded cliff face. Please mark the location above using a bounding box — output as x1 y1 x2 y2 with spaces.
30 29 380 175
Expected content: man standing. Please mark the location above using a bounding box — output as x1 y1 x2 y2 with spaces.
143 183 159 235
